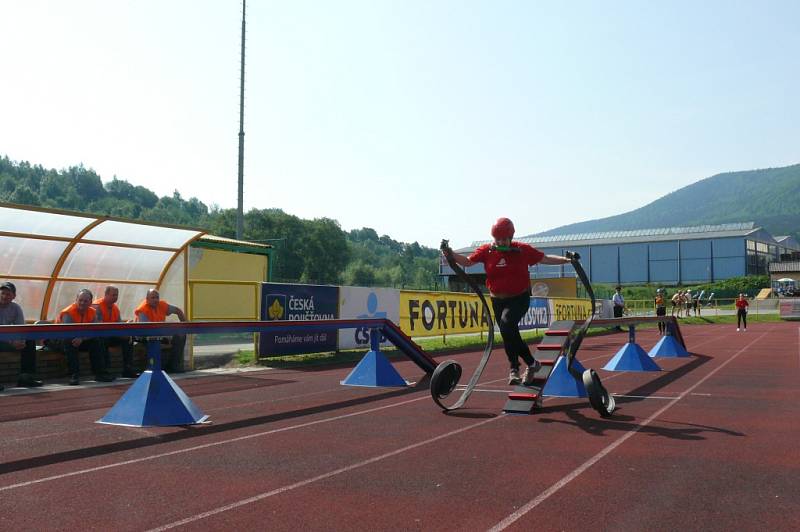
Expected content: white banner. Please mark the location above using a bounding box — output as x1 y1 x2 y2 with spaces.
338 286 401 350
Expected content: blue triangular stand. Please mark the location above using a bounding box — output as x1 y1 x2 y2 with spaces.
542 356 588 397
341 349 409 387
648 335 690 358
98 339 208 427
97 370 209 427
604 342 661 371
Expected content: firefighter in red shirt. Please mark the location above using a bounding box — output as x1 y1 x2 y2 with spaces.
735 293 749 331
446 217 572 386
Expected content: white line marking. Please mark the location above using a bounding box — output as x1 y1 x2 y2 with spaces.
0 395 430 493
611 394 675 400
488 329 769 531
145 416 503 531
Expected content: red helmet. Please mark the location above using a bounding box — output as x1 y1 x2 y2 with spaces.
491 217 515 240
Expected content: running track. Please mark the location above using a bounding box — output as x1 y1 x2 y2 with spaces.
1 322 799 531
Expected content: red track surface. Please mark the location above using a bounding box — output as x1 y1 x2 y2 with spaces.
2 322 800 531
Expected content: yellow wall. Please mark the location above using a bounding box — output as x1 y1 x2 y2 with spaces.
187 248 267 320
189 248 267 281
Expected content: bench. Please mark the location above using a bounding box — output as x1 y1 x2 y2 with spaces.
0 341 180 385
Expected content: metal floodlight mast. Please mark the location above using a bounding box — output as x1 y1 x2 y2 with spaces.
236 0 246 239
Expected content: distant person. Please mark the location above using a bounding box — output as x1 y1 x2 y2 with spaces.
684 290 692 318
612 286 625 331
0 281 43 390
706 292 715 307
56 289 114 385
134 289 187 372
93 285 139 378
654 288 667 335
735 293 749 331
671 290 681 317
443 217 572 386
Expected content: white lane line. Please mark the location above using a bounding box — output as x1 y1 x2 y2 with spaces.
488 329 768 531
611 394 675 400
146 415 503 531
0 395 431 493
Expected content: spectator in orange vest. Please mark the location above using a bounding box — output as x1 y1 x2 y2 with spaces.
93 285 139 379
0 281 43 389
56 289 114 385
134 289 187 372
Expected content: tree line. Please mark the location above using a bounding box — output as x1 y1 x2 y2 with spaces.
0 156 442 289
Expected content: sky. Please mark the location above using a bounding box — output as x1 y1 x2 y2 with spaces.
1 1 799 249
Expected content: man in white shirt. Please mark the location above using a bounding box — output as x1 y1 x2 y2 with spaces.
612 286 625 331
0 281 43 389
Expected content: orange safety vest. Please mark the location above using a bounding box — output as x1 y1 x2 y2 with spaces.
134 300 169 322
92 297 121 323
56 303 97 324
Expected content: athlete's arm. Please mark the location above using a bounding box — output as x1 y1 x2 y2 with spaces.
539 254 572 265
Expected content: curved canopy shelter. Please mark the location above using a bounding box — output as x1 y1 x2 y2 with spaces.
0 204 205 322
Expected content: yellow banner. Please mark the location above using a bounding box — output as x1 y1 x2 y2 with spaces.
530 277 577 298
399 290 493 337
551 297 593 322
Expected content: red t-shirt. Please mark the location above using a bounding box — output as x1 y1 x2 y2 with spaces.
735 298 749 310
469 242 545 295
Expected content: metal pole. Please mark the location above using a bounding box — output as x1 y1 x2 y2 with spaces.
236 0 246 239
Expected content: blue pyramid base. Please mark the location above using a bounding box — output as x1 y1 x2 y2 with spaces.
604 342 661 371
97 370 209 427
648 335 690 358
341 350 408 387
542 356 587 397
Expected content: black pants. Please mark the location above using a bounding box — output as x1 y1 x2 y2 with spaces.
104 336 134 370
491 293 534 370
138 335 186 372
0 340 37 374
62 338 106 376
737 309 747 328
613 305 624 330
656 307 666 334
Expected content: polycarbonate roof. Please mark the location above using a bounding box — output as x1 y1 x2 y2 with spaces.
0 204 205 321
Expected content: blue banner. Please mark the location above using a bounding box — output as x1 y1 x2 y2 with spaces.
259 283 339 356
519 297 550 330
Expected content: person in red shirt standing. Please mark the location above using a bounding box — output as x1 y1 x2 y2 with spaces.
735 293 749 331
446 217 572 386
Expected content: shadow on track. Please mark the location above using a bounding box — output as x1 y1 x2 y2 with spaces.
534 354 745 440
0 374 296 423
0 379 433 476
537 408 745 441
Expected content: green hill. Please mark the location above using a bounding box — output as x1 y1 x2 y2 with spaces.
536 164 800 240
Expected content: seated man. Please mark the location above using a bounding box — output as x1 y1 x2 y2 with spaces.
0 281 43 389
93 285 139 378
56 289 114 385
134 289 187 373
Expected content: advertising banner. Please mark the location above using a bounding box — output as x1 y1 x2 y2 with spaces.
338 286 400 350
400 290 493 337
550 297 593 322
530 278 577 298
519 297 550 330
779 299 800 320
259 283 339 356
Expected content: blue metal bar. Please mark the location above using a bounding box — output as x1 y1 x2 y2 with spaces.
0 318 439 374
